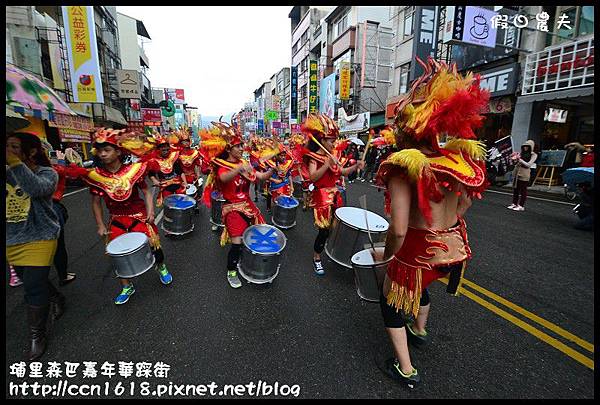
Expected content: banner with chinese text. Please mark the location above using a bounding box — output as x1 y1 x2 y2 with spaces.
339 61 351 100
61 6 104 103
290 66 298 120
308 60 318 113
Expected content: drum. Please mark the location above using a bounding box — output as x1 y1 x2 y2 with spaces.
239 224 287 284
185 184 198 200
272 195 299 229
162 194 196 235
324 207 389 269
210 191 226 228
351 247 392 302
106 232 155 279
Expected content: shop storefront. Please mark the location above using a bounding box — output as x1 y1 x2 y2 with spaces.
512 35 594 150
47 113 95 160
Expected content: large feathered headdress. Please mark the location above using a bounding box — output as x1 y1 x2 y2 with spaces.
300 112 339 140
394 57 490 156
198 120 242 162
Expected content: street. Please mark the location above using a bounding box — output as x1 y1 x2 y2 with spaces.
5 180 594 399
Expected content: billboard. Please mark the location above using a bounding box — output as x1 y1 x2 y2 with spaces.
339 110 370 133
319 73 336 118
62 6 104 103
410 6 439 82
164 88 185 104
308 60 318 113
339 61 351 100
290 66 298 120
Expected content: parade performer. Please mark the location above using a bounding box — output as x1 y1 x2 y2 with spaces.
375 57 489 387
83 128 173 305
258 139 295 212
176 128 203 209
200 122 273 288
301 113 364 275
50 148 89 286
147 132 187 208
289 132 311 210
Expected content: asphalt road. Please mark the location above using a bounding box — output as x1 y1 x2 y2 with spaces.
5 180 594 399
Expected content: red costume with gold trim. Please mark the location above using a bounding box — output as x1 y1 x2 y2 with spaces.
52 163 90 202
200 121 266 246
178 148 201 184
265 158 294 200
375 57 490 318
304 150 350 228
147 148 185 207
83 156 161 249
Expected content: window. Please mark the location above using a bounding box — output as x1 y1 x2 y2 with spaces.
399 63 410 94
292 41 299 55
579 6 594 36
557 7 577 41
300 57 308 73
301 31 308 45
335 13 349 39
403 6 415 39
300 84 307 99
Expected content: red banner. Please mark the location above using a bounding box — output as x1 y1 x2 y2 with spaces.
142 108 162 122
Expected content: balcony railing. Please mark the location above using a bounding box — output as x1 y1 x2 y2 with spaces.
521 35 594 95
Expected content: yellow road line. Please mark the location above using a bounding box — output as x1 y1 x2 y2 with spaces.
438 278 594 370
461 279 594 354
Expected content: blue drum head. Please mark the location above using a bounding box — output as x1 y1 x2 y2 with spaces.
165 194 196 209
275 195 299 208
242 224 286 254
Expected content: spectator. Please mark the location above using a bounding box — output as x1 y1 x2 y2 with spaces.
508 140 538 212
6 132 63 360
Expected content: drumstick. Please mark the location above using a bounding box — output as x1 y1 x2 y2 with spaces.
359 194 376 254
308 134 341 166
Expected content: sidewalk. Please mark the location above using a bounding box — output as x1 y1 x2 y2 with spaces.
490 182 572 203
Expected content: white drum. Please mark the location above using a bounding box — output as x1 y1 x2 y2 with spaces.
106 232 155 279
324 207 389 269
351 247 392 303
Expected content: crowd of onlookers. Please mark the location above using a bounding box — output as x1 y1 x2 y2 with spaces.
343 143 396 184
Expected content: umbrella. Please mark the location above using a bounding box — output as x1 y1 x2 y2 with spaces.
562 167 594 188
6 107 30 133
6 63 77 116
371 136 387 147
348 137 365 146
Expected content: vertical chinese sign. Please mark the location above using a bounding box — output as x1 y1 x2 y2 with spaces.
62 6 104 103
290 66 298 121
308 60 318 114
339 61 351 100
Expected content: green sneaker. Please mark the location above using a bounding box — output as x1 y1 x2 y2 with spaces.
158 264 173 285
406 323 430 348
114 284 135 305
227 271 242 288
384 358 421 388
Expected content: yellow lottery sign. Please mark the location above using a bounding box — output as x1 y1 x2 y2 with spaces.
67 6 91 71
339 61 351 100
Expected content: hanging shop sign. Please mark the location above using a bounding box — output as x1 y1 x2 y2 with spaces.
290 66 298 121
142 108 162 126
339 61 351 100
444 6 498 49
308 60 318 113
61 6 104 103
410 6 439 81
116 69 141 99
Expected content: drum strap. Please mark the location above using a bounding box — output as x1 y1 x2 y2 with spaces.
111 218 142 232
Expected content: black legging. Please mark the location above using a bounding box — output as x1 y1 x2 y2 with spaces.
53 227 68 281
227 244 242 271
13 266 59 306
314 228 330 254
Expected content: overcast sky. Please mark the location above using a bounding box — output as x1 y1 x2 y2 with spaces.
117 6 292 117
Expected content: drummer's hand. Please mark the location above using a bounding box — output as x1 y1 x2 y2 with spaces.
151 179 161 187
147 212 155 224
238 163 253 174
370 248 384 262
97 224 109 237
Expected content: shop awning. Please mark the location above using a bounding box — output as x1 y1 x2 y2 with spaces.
517 86 594 104
93 104 128 126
